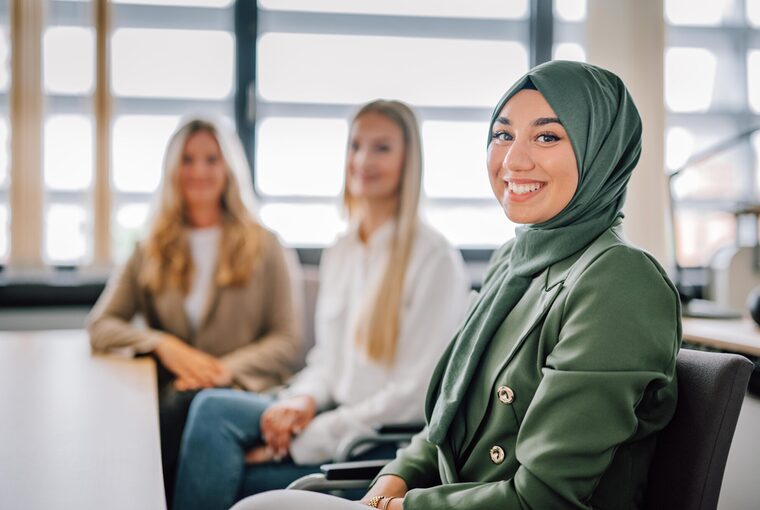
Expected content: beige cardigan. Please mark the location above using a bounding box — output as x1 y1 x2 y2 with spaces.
87 228 301 392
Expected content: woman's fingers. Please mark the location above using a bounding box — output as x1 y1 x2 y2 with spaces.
244 445 274 465
291 408 314 432
211 368 232 387
155 336 228 389
261 411 284 446
183 352 223 387
267 426 291 458
259 399 314 458
174 375 202 391
262 409 298 456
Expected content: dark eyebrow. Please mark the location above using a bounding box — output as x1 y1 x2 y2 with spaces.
533 117 562 127
492 116 562 127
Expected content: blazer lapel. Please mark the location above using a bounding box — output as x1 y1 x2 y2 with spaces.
425 339 457 421
197 280 221 333
424 249 586 471
455 253 581 457
153 288 191 341
491 273 563 376
487 249 583 390
437 442 460 484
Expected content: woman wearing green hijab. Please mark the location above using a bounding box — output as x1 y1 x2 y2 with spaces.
232 60 682 510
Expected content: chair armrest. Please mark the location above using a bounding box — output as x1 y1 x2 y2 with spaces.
286 459 393 492
286 473 371 492
321 459 393 481
375 422 425 435
334 422 425 462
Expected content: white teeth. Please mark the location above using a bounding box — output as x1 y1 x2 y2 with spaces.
507 182 543 195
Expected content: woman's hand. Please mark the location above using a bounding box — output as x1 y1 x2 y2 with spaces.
259 395 317 458
244 445 275 465
384 498 404 510
360 475 408 505
154 334 229 390
174 361 232 391
359 496 404 509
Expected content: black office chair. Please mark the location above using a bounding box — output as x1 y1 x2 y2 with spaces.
333 422 424 462
643 348 752 510
286 423 422 491
288 348 753 510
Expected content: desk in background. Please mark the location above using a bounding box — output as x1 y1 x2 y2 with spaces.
0 330 165 510
682 317 760 357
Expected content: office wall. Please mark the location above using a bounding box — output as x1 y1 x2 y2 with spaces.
587 0 669 265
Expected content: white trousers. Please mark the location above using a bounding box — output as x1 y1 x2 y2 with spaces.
230 490 369 510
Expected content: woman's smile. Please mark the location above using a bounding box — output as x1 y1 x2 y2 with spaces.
487 89 578 225
504 178 547 202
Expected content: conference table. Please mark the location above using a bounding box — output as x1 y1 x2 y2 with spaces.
682 316 760 357
0 320 755 510
0 330 165 510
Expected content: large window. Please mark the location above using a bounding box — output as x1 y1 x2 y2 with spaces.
251 0 532 248
1 0 565 270
552 0 586 62
44 1 95 265
108 0 235 262
665 0 760 268
3 0 235 267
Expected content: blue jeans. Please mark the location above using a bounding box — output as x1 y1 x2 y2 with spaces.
172 389 394 510
155 358 202 509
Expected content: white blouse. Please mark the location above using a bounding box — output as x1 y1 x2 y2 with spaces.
184 226 221 332
282 219 470 465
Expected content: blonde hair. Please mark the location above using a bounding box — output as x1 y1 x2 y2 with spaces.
139 118 262 294
346 100 423 366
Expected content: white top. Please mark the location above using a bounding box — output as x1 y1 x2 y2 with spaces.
282 220 470 465
184 226 221 332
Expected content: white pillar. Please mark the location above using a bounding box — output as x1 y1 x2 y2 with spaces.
586 0 669 265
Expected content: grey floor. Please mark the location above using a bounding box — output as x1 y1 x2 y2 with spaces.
719 393 760 510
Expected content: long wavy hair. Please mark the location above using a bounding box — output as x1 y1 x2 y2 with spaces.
345 100 422 366
139 118 262 294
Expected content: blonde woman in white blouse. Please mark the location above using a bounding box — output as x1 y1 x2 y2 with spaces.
172 100 469 510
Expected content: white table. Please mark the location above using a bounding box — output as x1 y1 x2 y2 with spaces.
682 317 760 357
0 330 165 510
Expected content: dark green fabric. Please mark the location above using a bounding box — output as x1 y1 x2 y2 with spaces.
427 60 643 445
377 226 681 509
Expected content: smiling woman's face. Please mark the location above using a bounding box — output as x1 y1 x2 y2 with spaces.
178 130 226 213
345 111 405 203
487 89 578 225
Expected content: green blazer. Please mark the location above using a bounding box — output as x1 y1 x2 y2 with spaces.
377 226 682 509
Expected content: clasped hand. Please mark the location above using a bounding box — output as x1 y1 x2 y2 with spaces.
245 395 316 464
154 334 232 391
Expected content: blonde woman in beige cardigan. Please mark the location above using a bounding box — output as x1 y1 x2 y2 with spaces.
87 118 301 507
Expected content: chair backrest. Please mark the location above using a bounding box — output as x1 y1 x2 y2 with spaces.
644 348 753 510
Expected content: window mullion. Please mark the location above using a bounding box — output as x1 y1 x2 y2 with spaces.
529 0 553 67
92 0 111 268
235 0 257 181
9 0 44 270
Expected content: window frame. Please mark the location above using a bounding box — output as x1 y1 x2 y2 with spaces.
0 0 557 273
234 0 555 260
666 4 760 276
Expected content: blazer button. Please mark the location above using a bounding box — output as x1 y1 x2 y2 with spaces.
490 445 505 464
497 386 515 404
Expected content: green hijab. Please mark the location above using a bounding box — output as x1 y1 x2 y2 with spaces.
427 60 643 445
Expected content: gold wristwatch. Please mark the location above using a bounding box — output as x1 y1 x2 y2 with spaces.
367 495 386 508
